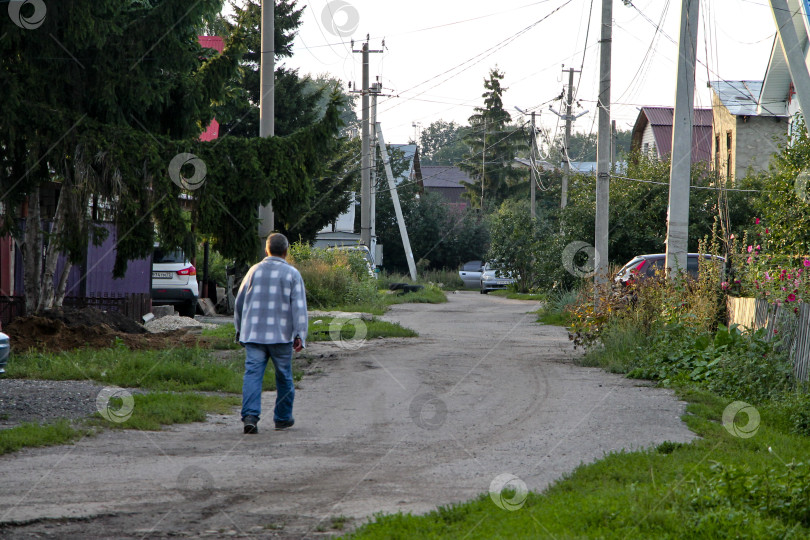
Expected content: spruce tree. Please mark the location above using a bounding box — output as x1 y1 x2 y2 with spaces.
458 68 523 208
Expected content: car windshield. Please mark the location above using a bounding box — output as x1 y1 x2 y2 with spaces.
153 248 186 264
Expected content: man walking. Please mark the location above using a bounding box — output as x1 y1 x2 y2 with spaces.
234 233 307 434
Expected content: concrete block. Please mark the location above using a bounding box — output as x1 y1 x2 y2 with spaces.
198 298 217 316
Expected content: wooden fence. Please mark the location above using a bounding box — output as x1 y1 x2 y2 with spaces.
727 297 810 382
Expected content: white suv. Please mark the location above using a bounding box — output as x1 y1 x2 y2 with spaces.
151 247 199 317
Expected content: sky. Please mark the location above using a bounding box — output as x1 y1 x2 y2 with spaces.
261 0 780 145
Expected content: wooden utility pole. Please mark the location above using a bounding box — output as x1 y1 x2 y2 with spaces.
257 0 274 245
665 0 699 277
594 0 613 299
769 0 810 115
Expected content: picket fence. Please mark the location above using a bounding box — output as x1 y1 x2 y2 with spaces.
726 297 810 382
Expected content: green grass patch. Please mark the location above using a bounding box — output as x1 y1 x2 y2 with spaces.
490 290 546 301
201 324 242 350
93 392 240 431
330 284 447 315
0 419 90 455
6 340 290 393
345 386 810 539
535 308 572 327
309 317 417 342
0 393 241 455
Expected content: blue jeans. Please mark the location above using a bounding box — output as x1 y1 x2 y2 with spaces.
241 342 294 424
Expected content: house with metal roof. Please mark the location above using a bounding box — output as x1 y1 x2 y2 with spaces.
709 80 787 184
630 106 713 163
418 165 473 208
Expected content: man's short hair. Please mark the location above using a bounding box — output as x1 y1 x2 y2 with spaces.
266 233 289 256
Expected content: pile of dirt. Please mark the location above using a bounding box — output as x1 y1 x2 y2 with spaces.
6 308 211 353
39 307 147 334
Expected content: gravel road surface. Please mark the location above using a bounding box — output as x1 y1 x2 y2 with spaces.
0 291 695 538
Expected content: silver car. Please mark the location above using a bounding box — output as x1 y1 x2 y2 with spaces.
459 260 483 288
0 331 9 374
480 262 516 294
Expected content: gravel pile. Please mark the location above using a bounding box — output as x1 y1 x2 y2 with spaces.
144 315 217 333
0 379 108 429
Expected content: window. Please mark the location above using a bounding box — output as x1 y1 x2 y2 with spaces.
726 132 733 181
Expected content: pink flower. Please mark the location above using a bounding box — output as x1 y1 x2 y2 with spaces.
765 228 770 234
765 272 772 281
747 257 752 264
756 217 761 224
730 234 735 240
804 260 810 268
721 281 729 291
788 293 797 302
756 245 761 251
747 245 754 253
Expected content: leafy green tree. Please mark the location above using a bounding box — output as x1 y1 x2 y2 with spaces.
458 68 523 207
1 0 342 313
418 120 470 166
375 173 489 272
752 120 810 254
487 200 544 292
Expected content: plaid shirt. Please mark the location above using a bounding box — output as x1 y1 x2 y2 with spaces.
234 256 308 346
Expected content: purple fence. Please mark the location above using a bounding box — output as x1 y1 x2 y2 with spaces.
10 222 152 323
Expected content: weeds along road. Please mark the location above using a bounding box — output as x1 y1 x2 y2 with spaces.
0 291 695 538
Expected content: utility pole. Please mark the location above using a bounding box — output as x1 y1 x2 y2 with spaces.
352 36 383 248
665 0 699 278
530 111 537 219
370 80 381 265
550 67 586 209
769 0 810 116
257 0 274 248
481 118 486 209
594 0 613 299
378 124 418 281
610 119 617 170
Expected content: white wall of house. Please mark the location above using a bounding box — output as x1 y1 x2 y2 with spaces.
641 124 657 156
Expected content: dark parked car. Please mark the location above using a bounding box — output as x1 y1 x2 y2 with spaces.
614 253 725 284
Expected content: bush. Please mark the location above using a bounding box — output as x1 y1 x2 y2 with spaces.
288 243 379 310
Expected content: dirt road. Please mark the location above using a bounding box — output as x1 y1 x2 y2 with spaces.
0 292 694 538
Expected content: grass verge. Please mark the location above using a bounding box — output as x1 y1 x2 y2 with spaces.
7 339 292 393
309 317 418 342
490 290 546 301
0 393 240 455
345 387 810 539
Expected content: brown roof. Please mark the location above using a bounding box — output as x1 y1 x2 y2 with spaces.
631 106 713 163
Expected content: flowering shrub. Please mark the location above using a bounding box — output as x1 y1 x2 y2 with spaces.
734 218 810 308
